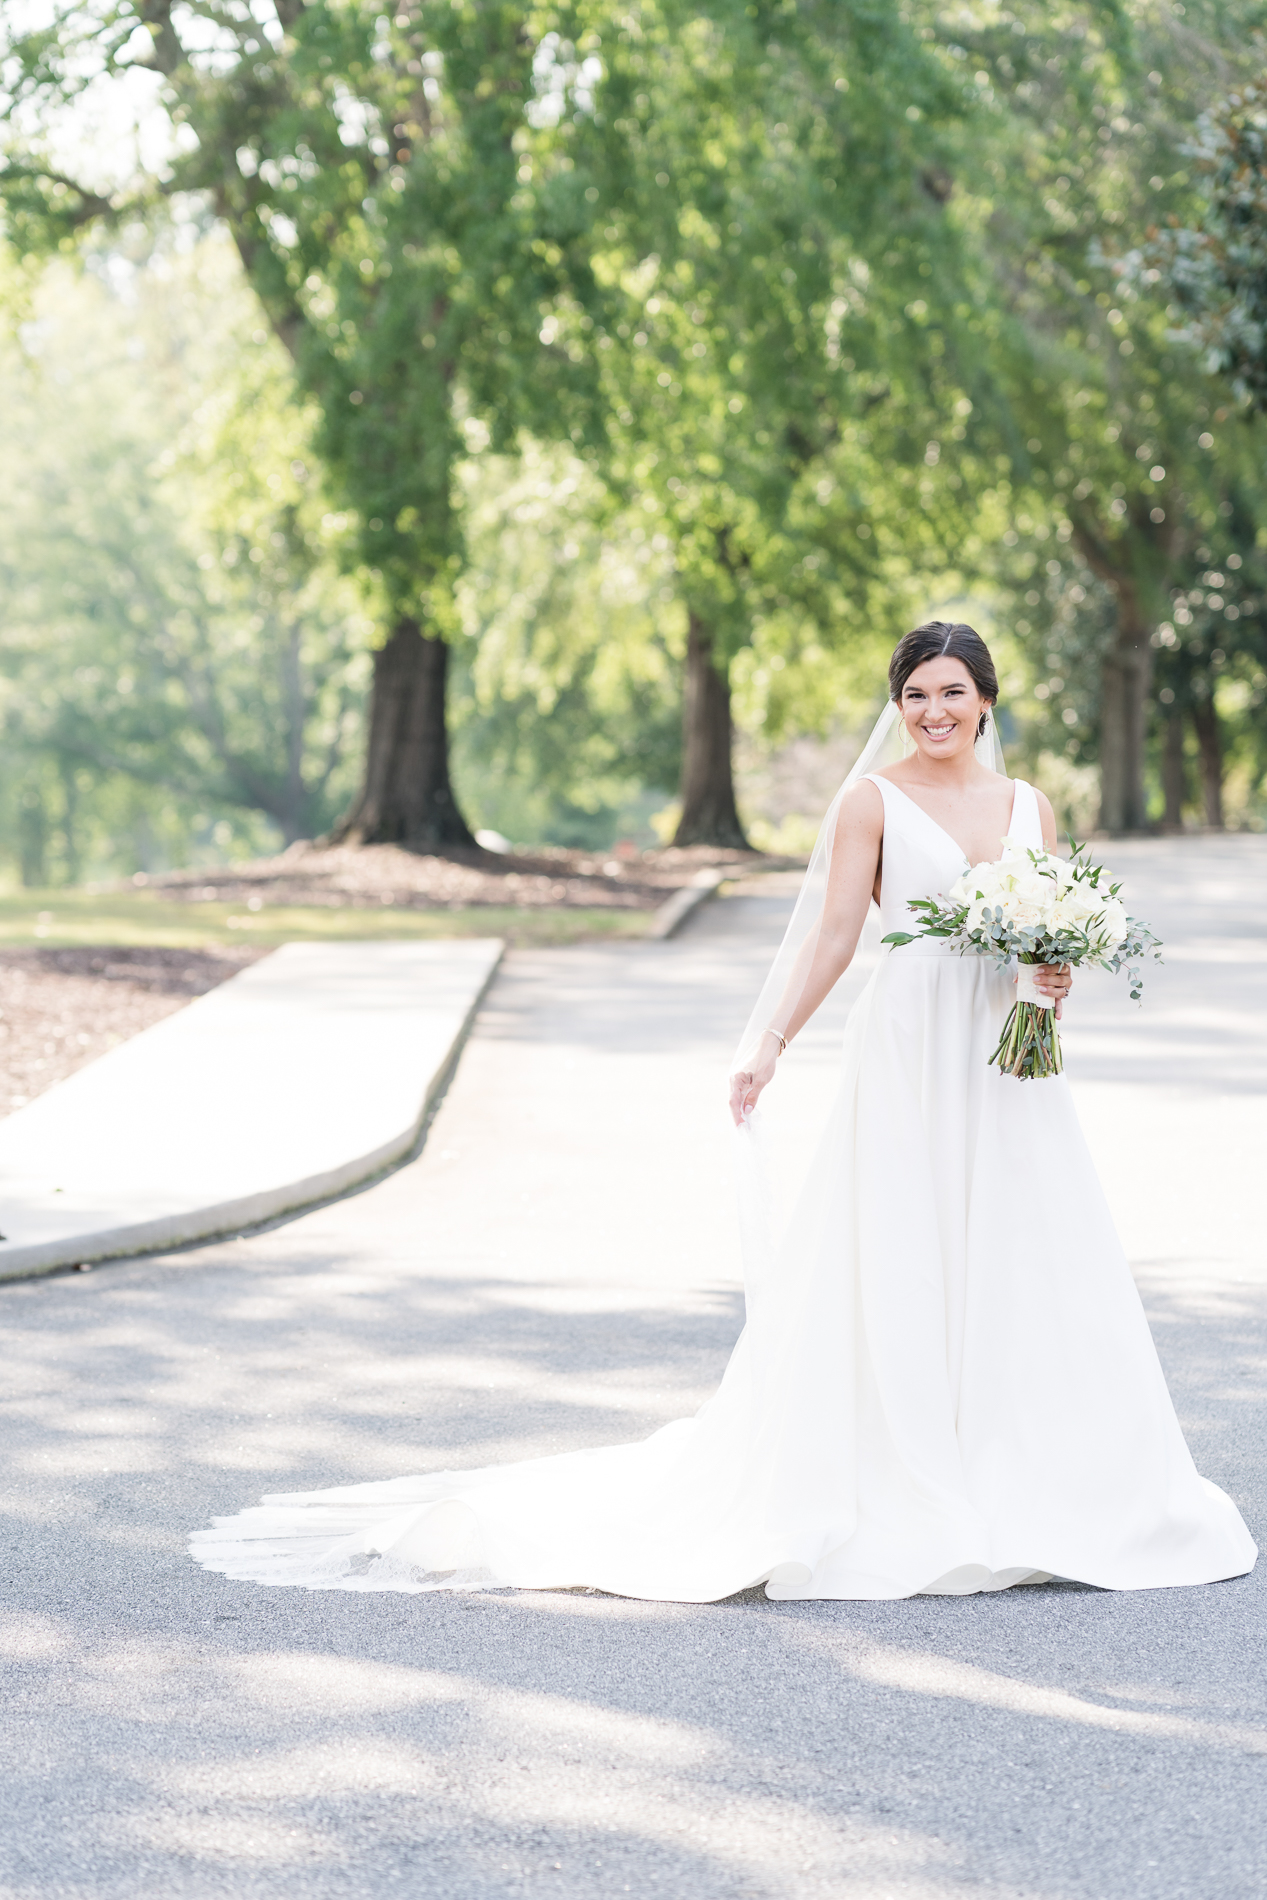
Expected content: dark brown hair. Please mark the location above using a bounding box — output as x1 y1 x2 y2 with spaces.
888 621 999 737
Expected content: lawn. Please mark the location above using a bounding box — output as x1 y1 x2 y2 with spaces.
0 889 655 949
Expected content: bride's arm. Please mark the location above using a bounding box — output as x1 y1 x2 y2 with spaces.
728 781 883 1124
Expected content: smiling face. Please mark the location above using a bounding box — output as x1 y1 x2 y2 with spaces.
897 656 991 763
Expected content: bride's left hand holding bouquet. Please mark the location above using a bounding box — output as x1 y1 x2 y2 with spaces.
883 841 1162 1079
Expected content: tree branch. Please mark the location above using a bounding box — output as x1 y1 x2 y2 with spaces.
0 161 116 226
136 0 186 78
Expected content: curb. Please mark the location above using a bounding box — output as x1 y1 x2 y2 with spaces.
649 868 728 940
0 944 503 1284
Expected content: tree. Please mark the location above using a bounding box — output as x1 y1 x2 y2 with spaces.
560 0 1006 846
1149 483 1267 828
1 0 605 848
1154 73 1267 410
0 242 372 876
1140 73 1267 825
449 439 681 845
922 0 1267 830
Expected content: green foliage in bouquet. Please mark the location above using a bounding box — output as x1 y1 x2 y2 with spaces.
883 842 1162 1080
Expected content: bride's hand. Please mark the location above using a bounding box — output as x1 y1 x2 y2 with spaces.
729 1048 778 1126
1031 963 1073 1022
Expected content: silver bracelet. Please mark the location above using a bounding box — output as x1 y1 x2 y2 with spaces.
764 1027 788 1056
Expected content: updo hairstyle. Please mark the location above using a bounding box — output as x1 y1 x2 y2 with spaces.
888 621 999 739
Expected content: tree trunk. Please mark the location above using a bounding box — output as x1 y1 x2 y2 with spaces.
18 787 47 888
1191 696 1225 829
1161 713 1188 830
1096 596 1153 832
60 760 81 884
672 612 750 849
331 617 475 849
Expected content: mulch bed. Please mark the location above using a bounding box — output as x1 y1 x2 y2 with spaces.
128 840 768 913
0 947 265 1118
4 842 791 1120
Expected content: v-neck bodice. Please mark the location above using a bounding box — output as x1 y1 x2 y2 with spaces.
866 773 1040 951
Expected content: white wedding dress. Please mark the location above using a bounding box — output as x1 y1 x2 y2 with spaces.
191 773 1256 1600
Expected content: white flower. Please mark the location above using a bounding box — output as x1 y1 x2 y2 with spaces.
1010 902 1044 928
889 840 1158 1060
953 848 1131 953
953 863 1005 907
1061 893 1097 925
1092 898 1129 947
1012 871 1053 908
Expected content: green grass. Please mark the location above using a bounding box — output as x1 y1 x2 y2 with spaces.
0 889 655 950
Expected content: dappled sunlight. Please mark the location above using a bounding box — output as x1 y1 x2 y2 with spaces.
5 1618 974 1898
1124 1270 1267 1500
0 1611 71 1659
10 1575 1267 1897
3 1254 746 1513
1132 1260 1267 1320
835 1636 1267 1755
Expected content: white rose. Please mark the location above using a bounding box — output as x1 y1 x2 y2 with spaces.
1060 884 1100 921
957 864 1004 906
1093 898 1129 947
1013 871 1052 906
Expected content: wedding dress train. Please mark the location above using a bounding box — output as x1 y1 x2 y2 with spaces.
190 774 1256 1600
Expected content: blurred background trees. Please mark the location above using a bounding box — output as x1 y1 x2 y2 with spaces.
945 0 1267 833
0 238 373 881
449 440 682 847
2 0 1267 885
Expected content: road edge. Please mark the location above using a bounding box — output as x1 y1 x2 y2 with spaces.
0 942 504 1284
650 868 728 940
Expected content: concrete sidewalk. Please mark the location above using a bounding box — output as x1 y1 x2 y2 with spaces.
0 939 502 1280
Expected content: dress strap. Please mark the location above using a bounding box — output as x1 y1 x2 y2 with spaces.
1008 778 1043 850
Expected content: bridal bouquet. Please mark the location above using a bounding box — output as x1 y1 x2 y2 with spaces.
882 841 1162 1079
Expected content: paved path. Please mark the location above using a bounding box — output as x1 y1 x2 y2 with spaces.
3 839 1266 1900
0 941 503 1278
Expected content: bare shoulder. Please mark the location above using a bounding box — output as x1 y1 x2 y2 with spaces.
837 776 884 823
831 776 884 847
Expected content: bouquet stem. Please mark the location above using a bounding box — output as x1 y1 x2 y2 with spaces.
989 986 1063 1081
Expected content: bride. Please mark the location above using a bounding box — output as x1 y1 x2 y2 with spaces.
192 621 1256 1600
